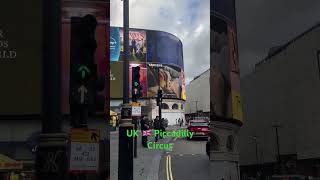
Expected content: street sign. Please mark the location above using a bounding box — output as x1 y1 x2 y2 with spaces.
131 102 141 117
69 128 100 173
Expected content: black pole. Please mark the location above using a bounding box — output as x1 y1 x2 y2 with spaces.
123 0 129 104
275 127 281 166
119 0 133 179
158 67 162 120
255 141 259 172
134 117 137 158
35 0 67 179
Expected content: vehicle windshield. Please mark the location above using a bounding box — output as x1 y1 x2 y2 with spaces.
190 122 208 126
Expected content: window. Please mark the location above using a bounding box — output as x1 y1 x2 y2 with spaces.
161 103 169 109
211 134 219 151
181 104 184 110
172 104 179 109
226 135 234 152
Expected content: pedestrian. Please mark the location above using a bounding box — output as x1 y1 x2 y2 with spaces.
160 118 167 139
182 119 184 126
140 116 149 147
153 116 161 142
179 118 182 127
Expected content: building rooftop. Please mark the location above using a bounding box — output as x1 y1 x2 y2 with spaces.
255 22 320 68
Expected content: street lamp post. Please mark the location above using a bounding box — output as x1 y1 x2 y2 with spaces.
252 136 259 174
272 124 282 174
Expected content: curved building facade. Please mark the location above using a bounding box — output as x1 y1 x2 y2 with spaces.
110 27 186 125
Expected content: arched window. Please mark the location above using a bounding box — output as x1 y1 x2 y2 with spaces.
210 133 220 151
172 103 179 109
181 104 184 110
226 135 234 152
161 103 169 109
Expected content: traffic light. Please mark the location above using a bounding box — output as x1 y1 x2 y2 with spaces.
132 66 142 102
157 89 162 106
70 15 97 105
70 14 98 126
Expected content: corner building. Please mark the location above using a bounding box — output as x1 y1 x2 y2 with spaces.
208 0 243 179
110 27 186 125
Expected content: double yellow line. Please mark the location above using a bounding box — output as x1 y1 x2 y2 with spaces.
166 155 173 180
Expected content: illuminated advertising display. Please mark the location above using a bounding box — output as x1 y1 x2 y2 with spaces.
211 0 243 122
147 64 184 99
110 27 185 100
110 62 123 98
110 27 120 61
0 0 42 115
120 29 147 62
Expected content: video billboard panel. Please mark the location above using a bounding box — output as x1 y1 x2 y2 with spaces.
120 29 147 62
147 63 184 99
110 62 123 98
0 0 42 115
147 32 184 69
110 27 120 61
210 0 243 122
210 15 232 119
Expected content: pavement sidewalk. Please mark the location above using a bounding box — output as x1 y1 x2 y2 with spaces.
110 125 180 180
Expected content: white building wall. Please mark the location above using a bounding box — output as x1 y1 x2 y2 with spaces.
185 70 210 114
239 26 320 165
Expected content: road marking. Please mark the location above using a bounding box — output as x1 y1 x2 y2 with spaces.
166 155 174 180
168 155 173 180
166 155 169 180
179 154 183 156
192 154 195 156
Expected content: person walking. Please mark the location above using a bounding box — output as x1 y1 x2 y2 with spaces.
160 118 167 139
140 116 149 147
153 116 161 142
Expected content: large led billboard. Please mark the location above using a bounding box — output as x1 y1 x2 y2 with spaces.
210 0 243 122
110 27 186 100
0 0 42 115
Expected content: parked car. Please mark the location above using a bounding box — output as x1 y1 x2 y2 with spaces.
187 119 210 140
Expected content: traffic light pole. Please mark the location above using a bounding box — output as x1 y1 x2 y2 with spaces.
35 0 67 179
119 0 134 180
158 67 162 120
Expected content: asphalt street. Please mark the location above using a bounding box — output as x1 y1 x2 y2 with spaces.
159 136 212 180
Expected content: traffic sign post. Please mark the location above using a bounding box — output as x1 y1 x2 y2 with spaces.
131 102 141 158
69 128 100 174
131 102 141 117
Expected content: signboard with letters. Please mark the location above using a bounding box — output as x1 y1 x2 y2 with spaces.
131 102 141 117
69 128 100 173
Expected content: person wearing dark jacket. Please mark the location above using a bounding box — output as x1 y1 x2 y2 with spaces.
160 118 167 139
153 116 161 142
140 116 149 147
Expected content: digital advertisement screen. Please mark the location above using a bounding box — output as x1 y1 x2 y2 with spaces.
0 0 42 115
147 63 184 99
210 5 243 122
110 27 185 101
120 28 147 62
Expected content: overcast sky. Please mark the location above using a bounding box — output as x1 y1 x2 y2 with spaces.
110 0 210 84
111 0 320 83
237 0 320 77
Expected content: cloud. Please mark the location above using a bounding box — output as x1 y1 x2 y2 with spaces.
111 0 210 83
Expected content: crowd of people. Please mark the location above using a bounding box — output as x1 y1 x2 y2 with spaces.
139 116 168 147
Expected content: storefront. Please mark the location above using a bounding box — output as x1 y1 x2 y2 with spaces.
0 154 24 180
